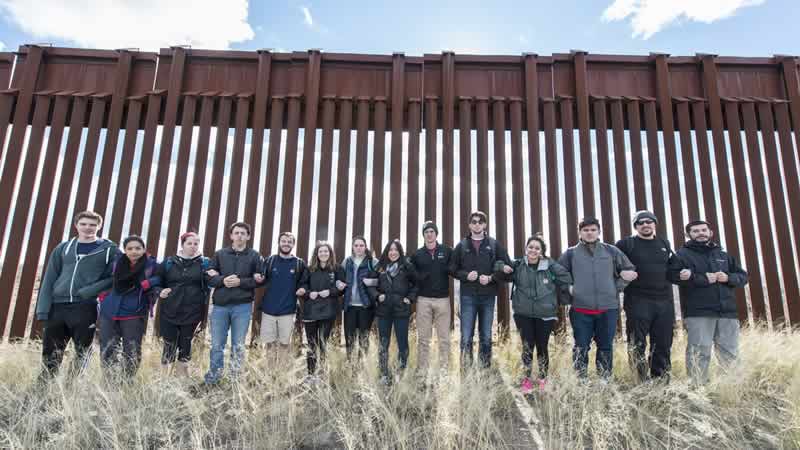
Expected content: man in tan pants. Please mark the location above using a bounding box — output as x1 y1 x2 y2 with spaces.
411 221 454 375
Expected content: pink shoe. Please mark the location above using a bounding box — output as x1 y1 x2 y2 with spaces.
537 378 547 393
520 377 534 394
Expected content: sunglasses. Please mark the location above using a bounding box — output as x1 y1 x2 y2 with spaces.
470 219 485 225
635 219 655 226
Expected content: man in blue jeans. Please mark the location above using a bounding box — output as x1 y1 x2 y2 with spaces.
450 211 513 370
203 222 263 385
559 218 636 379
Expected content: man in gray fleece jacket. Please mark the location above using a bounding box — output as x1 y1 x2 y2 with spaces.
35 211 118 378
558 218 636 379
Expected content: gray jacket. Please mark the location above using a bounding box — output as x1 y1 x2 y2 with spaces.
35 238 118 320
502 258 573 319
558 241 635 310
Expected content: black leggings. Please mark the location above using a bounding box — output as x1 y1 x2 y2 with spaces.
343 306 374 359
160 319 199 364
513 315 555 379
304 319 334 374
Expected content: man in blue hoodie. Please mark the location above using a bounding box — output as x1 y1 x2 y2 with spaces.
259 232 307 357
35 211 118 378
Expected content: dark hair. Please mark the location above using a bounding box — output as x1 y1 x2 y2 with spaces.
73 210 103 226
351 236 373 259
578 217 601 231
229 221 251 235
525 234 548 257
123 235 146 249
469 211 488 224
377 239 405 271
278 231 296 244
180 231 199 245
685 220 712 234
310 241 339 272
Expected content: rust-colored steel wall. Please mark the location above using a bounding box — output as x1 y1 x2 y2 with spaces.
1 45 800 340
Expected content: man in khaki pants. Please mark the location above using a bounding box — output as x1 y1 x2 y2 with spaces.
411 221 454 376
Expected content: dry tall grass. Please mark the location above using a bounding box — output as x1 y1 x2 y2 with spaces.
0 325 797 449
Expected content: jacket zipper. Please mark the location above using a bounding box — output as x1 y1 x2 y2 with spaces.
69 242 109 302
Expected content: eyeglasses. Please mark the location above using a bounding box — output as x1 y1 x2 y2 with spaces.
470 220 485 225
635 219 655 226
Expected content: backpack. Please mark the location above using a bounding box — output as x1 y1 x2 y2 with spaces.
264 255 304 285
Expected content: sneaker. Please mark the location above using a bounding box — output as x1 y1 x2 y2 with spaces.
520 377 534 394
379 375 393 387
537 378 547 393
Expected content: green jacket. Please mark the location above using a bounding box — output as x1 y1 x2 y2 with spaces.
502 258 572 318
35 238 118 320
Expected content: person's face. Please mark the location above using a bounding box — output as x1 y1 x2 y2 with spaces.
469 216 486 235
635 219 656 238
230 226 250 246
75 218 101 240
125 241 145 262
424 229 438 244
317 245 331 264
526 240 543 261
279 235 295 254
182 236 200 257
352 239 367 257
580 225 600 243
388 244 400 262
688 224 713 242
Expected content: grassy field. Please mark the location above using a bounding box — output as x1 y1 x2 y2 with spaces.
0 325 798 449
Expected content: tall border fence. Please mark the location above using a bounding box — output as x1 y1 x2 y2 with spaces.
0 45 799 340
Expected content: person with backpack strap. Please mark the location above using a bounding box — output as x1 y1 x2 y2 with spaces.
616 211 678 383
98 235 160 379
558 218 636 379
449 211 513 370
154 232 212 376
497 235 572 394
342 236 378 361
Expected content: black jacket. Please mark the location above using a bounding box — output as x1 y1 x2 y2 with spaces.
366 259 418 318
410 243 453 298
615 236 675 302
208 247 262 306
449 236 512 297
156 254 210 325
668 240 748 319
300 265 345 321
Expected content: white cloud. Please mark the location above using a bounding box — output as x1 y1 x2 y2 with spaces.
0 41 5 51
301 6 313 27
0 0 255 50
602 0 765 39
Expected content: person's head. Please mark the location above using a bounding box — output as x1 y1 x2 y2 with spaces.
633 210 657 239
351 236 371 259
180 232 201 257
422 221 439 245
525 234 548 262
278 232 296 256
310 241 337 271
73 211 103 240
379 239 405 267
468 211 488 237
685 220 713 243
228 222 251 247
578 217 601 243
123 235 146 262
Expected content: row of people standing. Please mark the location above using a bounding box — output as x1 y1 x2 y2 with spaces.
34 208 748 391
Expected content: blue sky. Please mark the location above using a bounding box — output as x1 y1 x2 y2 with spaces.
0 0 797 57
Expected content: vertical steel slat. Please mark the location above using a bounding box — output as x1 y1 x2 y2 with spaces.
243 50 272 230
492 97 510 335
642 99 669 239
186 94 216 233
675 99 701 221
424 96 438 224
388 54 406 241
723 99 766 321
108 98 144 243
223 95 251 230
592 97 614 241
296 51 322 260
260 96 286 256
625 98 647 211
509 97 526 257
202 94 233 258
72 95 108 213
774 102 800 324
163 94 198 255
129 92 164 235
278 94 302 235
315 96 336 243
524 54 542 235
458 97 473 240
475 97 490 213
573 51 595 217
405 98 422 253
610 98 632 237
441 52 456 247
333 97 353 261
370 98 388 253
559 96 578 244
351 97 370 238
653 54 684 244
689 99 720 229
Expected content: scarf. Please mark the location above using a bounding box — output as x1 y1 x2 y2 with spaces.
114 255 146 294
387 262 400 278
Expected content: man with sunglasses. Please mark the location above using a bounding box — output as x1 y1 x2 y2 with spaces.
450 211 513 370
616 211 676 382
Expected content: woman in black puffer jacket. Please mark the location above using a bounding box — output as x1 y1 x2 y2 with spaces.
155 232 211 376
365 239 417 385
300 241 346 380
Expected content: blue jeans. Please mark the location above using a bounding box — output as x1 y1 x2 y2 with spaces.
459 295 496 368
570 308 619 378
377 316 410 378
204 303 252 384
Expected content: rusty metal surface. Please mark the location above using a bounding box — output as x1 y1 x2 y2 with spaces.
1 45 800 340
